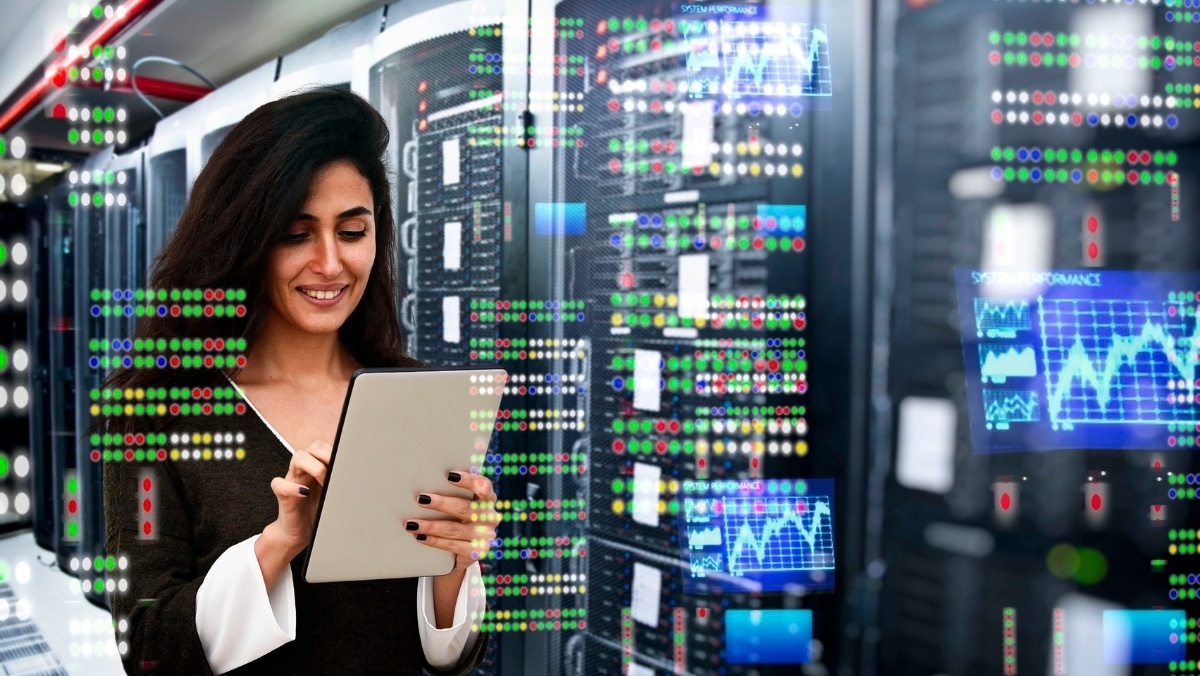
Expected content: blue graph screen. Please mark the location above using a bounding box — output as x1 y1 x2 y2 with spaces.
678 479 834 593
956 268 1200 453
677 4 832 103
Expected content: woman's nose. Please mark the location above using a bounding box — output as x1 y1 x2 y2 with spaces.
311 234 342 276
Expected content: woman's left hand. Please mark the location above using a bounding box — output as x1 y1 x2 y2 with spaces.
406 471 500 572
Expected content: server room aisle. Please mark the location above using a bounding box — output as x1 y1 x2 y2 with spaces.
0 531 122 676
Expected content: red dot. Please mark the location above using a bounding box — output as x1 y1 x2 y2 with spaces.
91 451 101 462
1086 216 1099 233
143 522 152 535
68 500 77 514
1091 493 1103 511
143 499 152 512
1000 493 1012 511
143 478 152 492
1087 242 1099 260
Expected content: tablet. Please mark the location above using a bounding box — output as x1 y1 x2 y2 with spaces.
302 366 507 583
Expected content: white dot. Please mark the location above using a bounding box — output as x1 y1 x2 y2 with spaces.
103 4 112 17
10 137 25 159
81 108 91 121
117 578 127 591
14 455 28 477
15 599 30 621
116 131 127 144
104 130 114 144
117 193 126 206
117 619 127 632
69 557 78 572
15 562 29 584
81 171 90 183
82 558 91 571
104 68 113 81
11 243 26 265
11 174 26 197
15 493 28 515
118 556 127 570
106 578 115 592
13 388 27 409
0 387 7 409
104 193 113 207
117 46 126 59
13 280 27 302
116 108 126 122
118 641 127 655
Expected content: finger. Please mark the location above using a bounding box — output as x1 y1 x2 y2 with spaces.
287 451 327 486
404 519 495 545
448 470 496 501
271 476 313 500
410 531 489 563
305 440 333 465
417 492 473 522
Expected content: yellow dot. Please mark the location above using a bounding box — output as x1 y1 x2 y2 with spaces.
653 314 665 328
612 499 625 514
124 388 133 399
709 162 721 175
714 441 725 454
520 622 528 631
668 480 679 493
654 294 665 307
657 480 666 492
494 28 501 36
697 440 710 454
191 433 201 443
579 585 587 593
612 313 623 326
694 317 706 328
170 450 180 460
156 404 166 415
657 500 666 514
750 163 761 176
123 405 133 415
236 448 245 459
797 441 809 456
740 421 752 434
754 441 765 453
202 433 212 444
736 142 748 155
667 294 678 307
90 405 100 416
135 389 144 400
792 164 804 178
519 512 528 521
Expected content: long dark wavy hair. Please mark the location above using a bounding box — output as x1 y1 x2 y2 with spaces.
95 87 421 436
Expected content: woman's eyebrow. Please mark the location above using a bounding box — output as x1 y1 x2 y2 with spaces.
294 206 373 222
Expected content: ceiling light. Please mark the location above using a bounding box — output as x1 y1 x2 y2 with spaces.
35 163 62 173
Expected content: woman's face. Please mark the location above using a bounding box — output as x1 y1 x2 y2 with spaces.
265 159 377 337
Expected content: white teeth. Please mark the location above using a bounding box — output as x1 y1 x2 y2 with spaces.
303 288 342 301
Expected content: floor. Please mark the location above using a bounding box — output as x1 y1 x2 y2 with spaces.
0 530 123 675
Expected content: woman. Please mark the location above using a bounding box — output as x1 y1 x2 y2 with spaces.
99 88 497 674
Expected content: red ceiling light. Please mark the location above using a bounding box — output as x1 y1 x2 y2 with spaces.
0 0 168 134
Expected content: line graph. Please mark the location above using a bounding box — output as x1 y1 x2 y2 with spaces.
682 20 833 99
984 390 1040 424
1039 298 1200 426
974 298 1032 337
723 497 834 575
691 554 724 573
688 525 723 547
980 344 1038 382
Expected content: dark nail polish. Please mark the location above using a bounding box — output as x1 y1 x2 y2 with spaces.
418 494 432 505
406 521 419 531
448 472 462 482
298 486 310 496
416 534 427 541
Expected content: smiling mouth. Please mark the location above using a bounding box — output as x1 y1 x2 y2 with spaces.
299 287 346 301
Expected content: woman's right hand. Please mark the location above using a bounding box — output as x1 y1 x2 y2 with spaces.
268 440 331 555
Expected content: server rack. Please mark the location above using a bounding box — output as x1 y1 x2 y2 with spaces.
0 203 34 536
871 1 1200 674
370 3 531 671
196 61 276 168
274 6 384 101
26 194 56 551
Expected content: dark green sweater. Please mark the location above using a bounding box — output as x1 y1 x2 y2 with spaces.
103 371 488 675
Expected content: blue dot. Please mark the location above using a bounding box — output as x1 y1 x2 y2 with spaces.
91 306 101 316
519 466 527 475
1018 148 1029 161
1171 589 1179 599
1167 10 1175 19
123 339 132 351
1031 169 1042 181
528 386 537 395
1071 170 1082 183
1168 115 1179 128
651 214 662 226
111 290 121 300
1170 489 1178 498
613 377 625 390
157 305 167 316
1188 474 1195 484
124 289 133 300
992 167 1003 180
638 214 649 227
1030 149 1041 161
122 357 132 367
553 312 561 321
156 357 167 367
1127 114 1138 126
651 235 663 248
790 104 803 116
552 386 561 394
469 65 477 74
577 313 585 321
1087 113 1099 125
89 357 99 368
693 236 706 249
610 234 622 247
111 340 121 350
529 313 538 321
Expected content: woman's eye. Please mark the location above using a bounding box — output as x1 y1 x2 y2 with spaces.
284 233 307 242
341 230 368 239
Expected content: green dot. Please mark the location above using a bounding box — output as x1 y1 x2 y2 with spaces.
67 477 78 494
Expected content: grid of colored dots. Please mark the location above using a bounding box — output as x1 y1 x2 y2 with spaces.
88 354 247 369
992 167 1178 185
90 338 247 353
610 498 680 515
609 293 805 309
90 288 247 302
610 351 807 374
991 147 1178 166
90 387 244 401
90 401 246 417
609 310 806 330
90 304 247 318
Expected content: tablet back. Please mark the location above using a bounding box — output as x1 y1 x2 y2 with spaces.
303 367 506 583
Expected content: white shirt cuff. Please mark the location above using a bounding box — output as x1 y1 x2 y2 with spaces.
417 562 487 670
196 534 296 674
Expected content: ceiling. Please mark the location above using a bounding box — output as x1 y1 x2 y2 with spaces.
0 0 387 201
